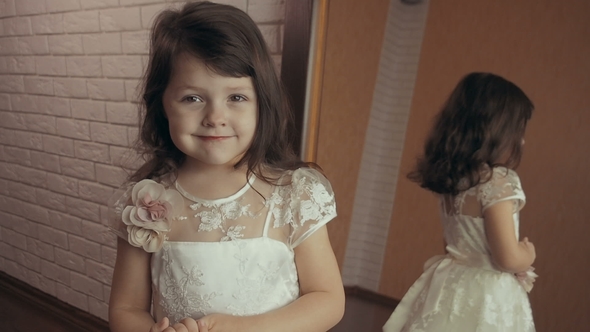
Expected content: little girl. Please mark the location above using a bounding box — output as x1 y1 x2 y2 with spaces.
107 2 344 332
383 72 537 331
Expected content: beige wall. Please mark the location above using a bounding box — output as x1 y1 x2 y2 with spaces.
316 0 589 329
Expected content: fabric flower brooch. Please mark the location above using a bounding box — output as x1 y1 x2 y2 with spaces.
122 179 183 252
515 266 538 293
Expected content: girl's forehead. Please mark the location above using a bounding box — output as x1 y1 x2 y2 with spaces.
171 54 214 76
168 54 253 89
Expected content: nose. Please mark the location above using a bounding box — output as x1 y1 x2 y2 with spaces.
202 102 226 127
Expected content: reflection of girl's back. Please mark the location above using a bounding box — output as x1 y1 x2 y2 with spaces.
384 72 537 332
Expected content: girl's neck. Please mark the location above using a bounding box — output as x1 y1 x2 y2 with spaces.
175 162 250 201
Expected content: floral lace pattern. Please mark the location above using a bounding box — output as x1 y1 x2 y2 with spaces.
192 200 255 231
384 168 535 332
158 243 218 323
226 241 284 315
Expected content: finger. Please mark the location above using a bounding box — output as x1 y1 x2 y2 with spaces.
198 320 209 332
151 317 169 332
179 318 199 332
172 323 189 332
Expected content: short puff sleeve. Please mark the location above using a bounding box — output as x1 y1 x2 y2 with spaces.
287 168 337 248
478 167 526 213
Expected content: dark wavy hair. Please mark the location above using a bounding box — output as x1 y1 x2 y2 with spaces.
129 1 313 183
409 72 534 195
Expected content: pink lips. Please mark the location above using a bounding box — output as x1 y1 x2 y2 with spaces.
197 136 231 141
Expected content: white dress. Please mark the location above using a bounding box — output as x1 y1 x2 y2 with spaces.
110 168 337 325
383 167 535 332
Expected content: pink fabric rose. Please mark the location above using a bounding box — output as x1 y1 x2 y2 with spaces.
122 179 183 252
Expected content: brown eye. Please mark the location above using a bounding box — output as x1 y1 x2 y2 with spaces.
229 95 247 102
183 95 203 103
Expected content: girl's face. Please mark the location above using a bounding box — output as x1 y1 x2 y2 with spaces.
162 54 258 170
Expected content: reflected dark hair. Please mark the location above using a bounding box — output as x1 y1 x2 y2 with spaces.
409 72 534 195
129 1 314 183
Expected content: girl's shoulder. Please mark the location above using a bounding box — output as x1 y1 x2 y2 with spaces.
481 166 522 187
477 166 525 211
267 167 335 205
119 172 176 190
274 167 332 188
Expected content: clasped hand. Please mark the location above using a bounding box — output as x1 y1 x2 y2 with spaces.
150 314 237 332
150 317 205 332
519 236 536 262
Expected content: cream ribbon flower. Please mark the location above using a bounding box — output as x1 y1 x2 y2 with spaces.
516 266 538 293
122 179 183 252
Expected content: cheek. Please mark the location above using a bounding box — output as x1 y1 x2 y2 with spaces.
167 118 195 143
243 116 258 138
248 108 259 131
232 108 257 132
165 107 198 129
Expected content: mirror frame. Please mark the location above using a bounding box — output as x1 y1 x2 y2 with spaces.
280 0 328 161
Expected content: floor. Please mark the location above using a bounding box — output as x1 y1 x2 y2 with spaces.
0 286 88 332
0 281 394 332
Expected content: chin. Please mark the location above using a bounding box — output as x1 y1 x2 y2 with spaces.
198 158 243 168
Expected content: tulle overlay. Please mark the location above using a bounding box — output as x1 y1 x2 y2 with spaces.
383 168 535 332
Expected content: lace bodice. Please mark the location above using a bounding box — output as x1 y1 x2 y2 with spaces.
441 167 526 259
110 167 337 324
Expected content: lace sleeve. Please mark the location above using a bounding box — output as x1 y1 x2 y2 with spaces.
288 168 337 248
478 167 526 213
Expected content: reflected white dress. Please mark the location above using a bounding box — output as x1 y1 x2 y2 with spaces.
110 168 337 325
383 167 535 332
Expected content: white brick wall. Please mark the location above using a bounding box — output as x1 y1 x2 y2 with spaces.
0 0 285 321
341 0 430 291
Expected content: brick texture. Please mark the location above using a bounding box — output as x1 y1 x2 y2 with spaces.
0 0 285 322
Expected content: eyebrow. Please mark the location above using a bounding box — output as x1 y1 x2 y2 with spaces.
174 85 255 92
225 86 255 92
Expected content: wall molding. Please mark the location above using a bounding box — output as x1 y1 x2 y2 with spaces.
344 285 400 309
